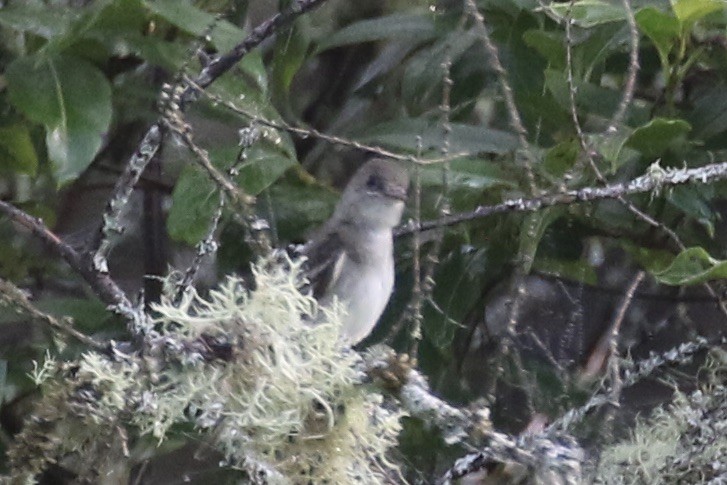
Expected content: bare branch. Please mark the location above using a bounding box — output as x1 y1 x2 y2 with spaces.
608 0 640 131
465 0 538 195
190 0 328 92
601 271 646 435
190 79 467 165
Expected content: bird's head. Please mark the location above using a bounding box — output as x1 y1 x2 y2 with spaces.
337 158 409 229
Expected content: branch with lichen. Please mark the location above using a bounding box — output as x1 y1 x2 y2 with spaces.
89 0 328 277
362 347 585 484
3 255 403 483
439 431 584 485
363 347 490 445
397 160 727 235
594 347 727 483
0 199 148 333
549 336 713 433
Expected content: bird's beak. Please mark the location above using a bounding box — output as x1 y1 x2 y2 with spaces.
384 185 408 202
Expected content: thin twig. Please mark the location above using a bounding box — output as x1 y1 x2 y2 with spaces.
0 278 106 350
190 78 468 165
601 271 645 434
173 192 225 305
409 55 456 357
608 0 640 131
409 161 424 346
464 0 538 195
165 118 256 208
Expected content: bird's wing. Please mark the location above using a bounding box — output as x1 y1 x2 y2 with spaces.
300 227 347 299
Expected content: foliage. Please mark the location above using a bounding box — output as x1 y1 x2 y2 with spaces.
1 0 727 482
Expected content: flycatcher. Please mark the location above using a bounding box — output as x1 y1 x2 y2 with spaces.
303 158 409 344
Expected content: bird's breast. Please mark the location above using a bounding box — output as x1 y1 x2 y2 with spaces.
327 249 395 344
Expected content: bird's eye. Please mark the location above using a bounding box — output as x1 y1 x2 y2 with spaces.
366 174 383 191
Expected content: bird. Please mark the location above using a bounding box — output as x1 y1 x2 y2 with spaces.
302 158 409 344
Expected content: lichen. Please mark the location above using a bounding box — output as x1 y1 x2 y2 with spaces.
5 255 404 483
595 348 727 484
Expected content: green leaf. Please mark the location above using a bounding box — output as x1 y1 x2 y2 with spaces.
672 0 725 27
532 258 597 286
266 177 338 241
624 242 676 274
169 137 296 245
625 118 691 158
635 7 680 66
651 247 727 285
419 158 515 191
667 185 716 237
145 0 246 53
0 125 39 176
355 118 518 155
40 0 116 56
688 87 727 144
167 165 219 244
231 143 297 195
271 19 310 108
0 3 78 39
35 297 112 333
518 208 564 274
523 30 565 69
83 0 155 59
545 0 627 27
543 69 650 126
574 22 626 78
5 54 112 186
589 130 638 173
543 139 579 177
206 52 270 111
402 30 478 113
316 13 438 52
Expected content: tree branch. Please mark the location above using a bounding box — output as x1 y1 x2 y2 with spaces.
89 0 329 269
0 200 145 331
0 278 106 350
191 0 328 91
396 161 727 236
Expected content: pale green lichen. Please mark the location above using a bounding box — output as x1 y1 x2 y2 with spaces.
27 351 56 386
595 348 727 484
5 255 404 483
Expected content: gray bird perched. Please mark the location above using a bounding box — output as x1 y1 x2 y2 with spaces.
302 158 409 344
